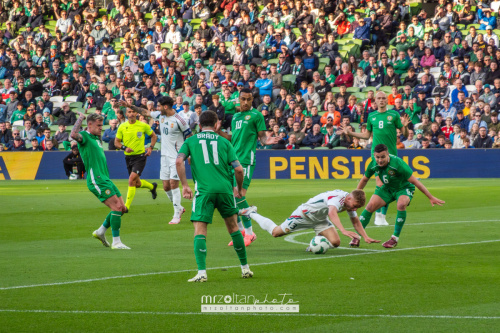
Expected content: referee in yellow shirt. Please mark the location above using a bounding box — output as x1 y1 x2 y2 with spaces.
115 107 158 211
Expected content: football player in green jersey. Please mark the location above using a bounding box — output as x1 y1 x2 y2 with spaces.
70 112 130 249
355 144 445 248
176 111 252 282
339 91 410 227
215 88 280 247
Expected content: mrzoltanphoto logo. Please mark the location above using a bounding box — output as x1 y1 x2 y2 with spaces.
201 293 299 313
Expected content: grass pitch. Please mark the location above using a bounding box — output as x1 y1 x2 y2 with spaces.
1 179 499 332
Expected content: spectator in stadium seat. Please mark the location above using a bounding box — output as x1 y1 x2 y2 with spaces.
289 122 305 145
473 126 493 148
302 84 321 107
302 45 319 82
53 103 77 126
301 124 324 148
334 63 354 88
452 110 470 132
469 112 488 133
54 124 69 145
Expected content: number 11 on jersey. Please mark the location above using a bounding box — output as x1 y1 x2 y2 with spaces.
200 140 219 165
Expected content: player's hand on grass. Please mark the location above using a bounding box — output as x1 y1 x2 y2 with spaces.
125 147 134 153
364 237 381 243
183 186 193 200
145 146 153 156
430 197 445 206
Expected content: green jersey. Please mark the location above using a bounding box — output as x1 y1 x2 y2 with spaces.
231 108 266 165
179 131 237 194
77 131 110 182
366 109 403 156
365 154 413 191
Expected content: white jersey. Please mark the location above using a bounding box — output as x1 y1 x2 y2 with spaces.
299 190 356 223
150 111 191 158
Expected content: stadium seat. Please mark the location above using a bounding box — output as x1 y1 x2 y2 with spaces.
50 96 64 103
334 146 347 149
362 87 377 93
69 102 83 109
267 58 279 64
352 92 367 100
300 147 312 150
107 55 118 61
379 86 393 94
331 87 341 93
465 85 477 94
430 67 441 73
315 146 330 150
87 107 97 114
346 87 360 93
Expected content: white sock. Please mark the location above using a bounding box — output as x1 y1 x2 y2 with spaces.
249 212 276 235
112 236 121 244
241 264 249 270
172 187 183 218
165 190 173 202
244 226 253 236
392 235 399 241
237 221 244 231
97 225 107 235
198 270 207 276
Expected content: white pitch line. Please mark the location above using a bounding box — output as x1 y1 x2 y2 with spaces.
1 239 499 291
0 309 498 320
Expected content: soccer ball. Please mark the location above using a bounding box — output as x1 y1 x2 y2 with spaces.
309 236 330 254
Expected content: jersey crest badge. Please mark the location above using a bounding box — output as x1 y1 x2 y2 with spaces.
161 118 165 123
372 117 376 121
388 170 395 176
171 123 174 128
137 132 142 138
387 116 393 121
105 189 111 195
245 115 251 120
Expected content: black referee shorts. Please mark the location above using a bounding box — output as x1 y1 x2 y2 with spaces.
125 153 147 176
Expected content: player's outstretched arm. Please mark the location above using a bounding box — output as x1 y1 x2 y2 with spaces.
350 216 380 243
117 100 152 117
338 125 372 140
176 153 193 200
70 112 85 143
357 175 370 190
408 175 445 207
258 130 280 145
328 206 360 239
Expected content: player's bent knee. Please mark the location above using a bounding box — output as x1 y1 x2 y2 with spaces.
331 240 340 248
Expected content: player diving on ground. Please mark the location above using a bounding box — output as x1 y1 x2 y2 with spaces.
239 189 380 251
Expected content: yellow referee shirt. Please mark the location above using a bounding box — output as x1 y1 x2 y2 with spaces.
116 120 154 156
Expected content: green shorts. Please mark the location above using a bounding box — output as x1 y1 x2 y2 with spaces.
87 177 121 203
233 164 255 190
191 192 238 223
374 185 415 205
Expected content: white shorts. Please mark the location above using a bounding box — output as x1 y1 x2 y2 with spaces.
160 155 179 181
279 206 334 235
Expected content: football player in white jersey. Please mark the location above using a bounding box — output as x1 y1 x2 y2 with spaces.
118 97 192 224
239 189 380 250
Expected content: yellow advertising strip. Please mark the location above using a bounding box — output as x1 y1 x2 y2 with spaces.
0 152 44 180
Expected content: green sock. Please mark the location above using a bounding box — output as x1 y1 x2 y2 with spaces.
394 210 407 237
110 211 122 237
360 209 373 229
103 212 111 228
140 180 154 190
194 235 207 270
230 231 247 265
237 196 252 228
377 204 388 215
125 186 136 209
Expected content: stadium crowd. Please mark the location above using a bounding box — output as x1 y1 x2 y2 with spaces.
1 0 500 154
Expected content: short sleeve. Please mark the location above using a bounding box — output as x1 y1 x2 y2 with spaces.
144 123 154 136
178 139 190 157
79 131 87 145
116 125 123 140
366 116 373 132
176 115 190 133
326 196 343 211
150 111 161 120
394 112 403 129
399 159 414 180
347 210 357 218
364 160 377 178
